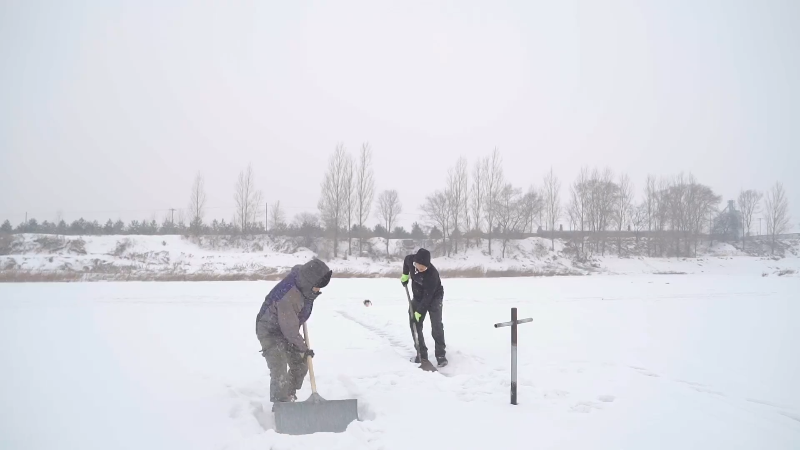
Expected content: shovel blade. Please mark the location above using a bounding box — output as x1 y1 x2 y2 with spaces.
273 393 358 435
419 359 438 372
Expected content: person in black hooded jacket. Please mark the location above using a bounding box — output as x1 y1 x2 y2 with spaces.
401 248 447 367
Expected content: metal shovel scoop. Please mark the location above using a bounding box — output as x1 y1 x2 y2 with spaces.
273 322 359 435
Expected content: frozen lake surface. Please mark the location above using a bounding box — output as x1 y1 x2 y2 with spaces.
1 275 799 449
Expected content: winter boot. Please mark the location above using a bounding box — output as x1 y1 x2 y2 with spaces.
271 394 296 412
410 355 429 364
437 356 448 367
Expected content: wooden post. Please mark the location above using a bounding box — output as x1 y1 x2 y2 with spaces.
494 307 533 405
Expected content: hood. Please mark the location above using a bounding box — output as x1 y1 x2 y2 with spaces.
413 248 432 267
295 258 332 300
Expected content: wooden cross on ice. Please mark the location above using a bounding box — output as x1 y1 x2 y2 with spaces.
494 307 533 405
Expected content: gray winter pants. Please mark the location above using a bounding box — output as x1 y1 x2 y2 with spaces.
258 334 308 402
409 298 446 360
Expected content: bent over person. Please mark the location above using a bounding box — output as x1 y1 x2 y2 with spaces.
255 258 332 404
401 248 447 367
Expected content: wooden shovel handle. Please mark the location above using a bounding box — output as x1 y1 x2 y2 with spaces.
302 321 317 394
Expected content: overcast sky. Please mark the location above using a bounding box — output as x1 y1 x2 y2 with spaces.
1 0 798 231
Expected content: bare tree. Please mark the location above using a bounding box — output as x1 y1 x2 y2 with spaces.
234 163 264 234
685 178 720 256
292 212 322 250
343 154 355 255
644 175 657 256
521 186 544 234
569 167 591 258
631 203 647 242
355 143 375 253
293 212 320 228
495 184 527 257
764 182 790 254
318 144 350 258
422 190 450 252
375 190 402 255
737 189 762 251
188 172 207 234
483 149 504 255
269 200 287 232
614 173 634 256
446 157 469 254
586 168 617 255
543 167 561 251
470 157 487 245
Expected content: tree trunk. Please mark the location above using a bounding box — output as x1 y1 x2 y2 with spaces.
333 228 339 258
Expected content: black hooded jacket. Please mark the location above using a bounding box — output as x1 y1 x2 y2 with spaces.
403 249 444 315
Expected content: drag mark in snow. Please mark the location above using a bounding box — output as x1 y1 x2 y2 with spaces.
570 401 604 413
335 310 416 358
778 411 800 423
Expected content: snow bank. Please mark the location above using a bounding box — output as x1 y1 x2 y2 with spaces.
0 233 798 281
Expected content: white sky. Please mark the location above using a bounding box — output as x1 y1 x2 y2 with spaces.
1 0 798 231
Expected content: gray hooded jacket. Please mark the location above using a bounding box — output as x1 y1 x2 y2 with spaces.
255 259 332 352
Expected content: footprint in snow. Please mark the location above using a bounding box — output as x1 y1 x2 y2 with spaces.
597 395 616 403
571 401 603 413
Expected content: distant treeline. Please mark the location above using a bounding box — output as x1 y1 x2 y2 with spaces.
3 146 792 258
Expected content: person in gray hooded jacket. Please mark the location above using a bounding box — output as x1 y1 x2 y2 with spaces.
256 258 332 403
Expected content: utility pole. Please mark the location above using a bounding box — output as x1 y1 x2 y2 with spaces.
169 208 176 225
265 202 268 233
759 217 762 236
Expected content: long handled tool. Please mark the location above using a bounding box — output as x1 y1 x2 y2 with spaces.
273 322 359 435
404 284 438 372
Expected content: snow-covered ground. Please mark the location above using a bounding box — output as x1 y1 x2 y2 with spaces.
1 233 798 280
1 276 799 449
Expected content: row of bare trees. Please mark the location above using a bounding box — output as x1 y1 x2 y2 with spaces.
185 163 266 235
414 149 792 258
5 147 792 259
421 149 557 258
314 143 405 257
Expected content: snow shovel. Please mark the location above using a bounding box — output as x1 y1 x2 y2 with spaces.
404 284 438 373
273 322 359 435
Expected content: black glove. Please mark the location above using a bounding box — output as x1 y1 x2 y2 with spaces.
304 349 315 359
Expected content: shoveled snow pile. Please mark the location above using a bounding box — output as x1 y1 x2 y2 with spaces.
0 233 798 281
1 276 798 449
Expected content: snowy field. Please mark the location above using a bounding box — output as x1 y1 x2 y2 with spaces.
1 276 799 450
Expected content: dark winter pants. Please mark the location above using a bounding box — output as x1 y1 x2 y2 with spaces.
409 298 446 360
258 334 308 402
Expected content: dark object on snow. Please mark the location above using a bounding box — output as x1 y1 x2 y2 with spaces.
273 322 359 435
363 299 372 307
494 307 533 405
404 284 438 373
